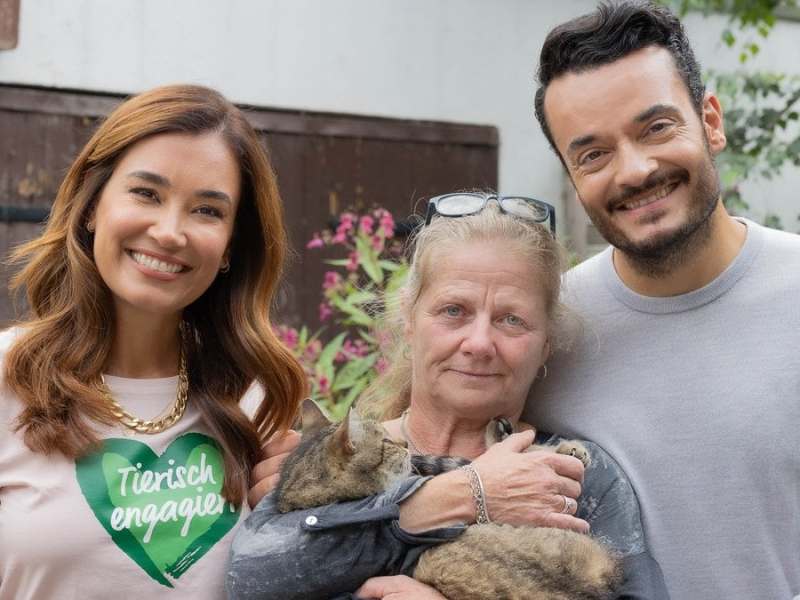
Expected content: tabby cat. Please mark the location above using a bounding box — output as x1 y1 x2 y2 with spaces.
275 400 622 600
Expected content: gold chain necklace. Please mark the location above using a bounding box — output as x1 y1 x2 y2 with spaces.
100 350 189 434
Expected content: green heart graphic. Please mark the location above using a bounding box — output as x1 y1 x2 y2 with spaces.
76 433 240 587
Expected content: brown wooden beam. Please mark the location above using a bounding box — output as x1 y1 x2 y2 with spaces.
0 85 498 146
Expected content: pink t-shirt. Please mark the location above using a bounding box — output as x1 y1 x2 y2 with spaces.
0 329 262 599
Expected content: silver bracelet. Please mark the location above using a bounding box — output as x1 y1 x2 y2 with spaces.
460 464 491 524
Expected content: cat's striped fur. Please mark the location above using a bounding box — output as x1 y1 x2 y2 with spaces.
276 400 622 600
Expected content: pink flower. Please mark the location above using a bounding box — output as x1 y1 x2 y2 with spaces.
322 270 342 290
379 212 395 238
319 301 333 322
340 212 356 227
342 338 370 358
306 234 324 249
318 376 330 394
332 231 347 244
281 327 299 350
350 339 370 357
375 357 389 374
371 234 383 252
304 339 322 360
359 215 375 235
346 251 360 272
336 222 352 235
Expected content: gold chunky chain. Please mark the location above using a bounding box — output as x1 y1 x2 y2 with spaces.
100 350 189 434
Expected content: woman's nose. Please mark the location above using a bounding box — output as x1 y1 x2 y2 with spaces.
460 317 496 358
148 207 187 249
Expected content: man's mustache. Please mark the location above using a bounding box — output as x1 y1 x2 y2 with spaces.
606 168 690 211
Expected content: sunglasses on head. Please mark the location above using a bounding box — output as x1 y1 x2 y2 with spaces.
424 193 556 235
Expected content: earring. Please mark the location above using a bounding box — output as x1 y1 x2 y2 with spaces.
538 364 548 379
219 261 230 274
87 222 95 233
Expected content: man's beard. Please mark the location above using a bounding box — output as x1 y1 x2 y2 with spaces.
582 151 720 278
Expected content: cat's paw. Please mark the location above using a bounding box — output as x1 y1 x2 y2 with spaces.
555 441 591 467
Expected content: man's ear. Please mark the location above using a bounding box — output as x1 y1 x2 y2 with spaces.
702 92 726 155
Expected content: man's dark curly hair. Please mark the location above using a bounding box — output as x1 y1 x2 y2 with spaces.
534 1 705 162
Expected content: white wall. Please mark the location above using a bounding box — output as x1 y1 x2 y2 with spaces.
1 0 798 231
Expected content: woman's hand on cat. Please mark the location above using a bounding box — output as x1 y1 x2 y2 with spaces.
472 430 590 533
247 429 302 508
356 575 448 599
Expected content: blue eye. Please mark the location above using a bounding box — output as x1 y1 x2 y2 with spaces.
503 314 524 327
444 305 462 317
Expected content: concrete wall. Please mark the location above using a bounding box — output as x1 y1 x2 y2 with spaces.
1 0 798 231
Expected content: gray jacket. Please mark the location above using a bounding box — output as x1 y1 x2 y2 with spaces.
226 434 669 600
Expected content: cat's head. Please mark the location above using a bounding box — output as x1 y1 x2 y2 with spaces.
274 399 412 512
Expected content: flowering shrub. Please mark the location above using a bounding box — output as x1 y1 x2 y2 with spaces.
275 208 409 419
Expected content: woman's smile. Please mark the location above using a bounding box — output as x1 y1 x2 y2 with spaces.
126 249 191 280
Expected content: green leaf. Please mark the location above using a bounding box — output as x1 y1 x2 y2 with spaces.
332 354 378 392
355 236 383 284
722 29 736 47
345 290 378 305
325 259 351 267
385 263 410 296
317 332 347 371
330 296 374 326
338 378 369 417
378 260 403 272
358 330 378 345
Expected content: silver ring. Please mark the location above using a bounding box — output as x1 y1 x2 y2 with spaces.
559 494 570 513
564 496 577 514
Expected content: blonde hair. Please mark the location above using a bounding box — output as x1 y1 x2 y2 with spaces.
360 205 565 420
5 84 307 504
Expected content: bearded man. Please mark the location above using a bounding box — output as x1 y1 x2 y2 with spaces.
525 3 800 599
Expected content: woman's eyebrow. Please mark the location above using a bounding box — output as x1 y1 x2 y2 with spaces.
126 170 169 186
126 170 231 203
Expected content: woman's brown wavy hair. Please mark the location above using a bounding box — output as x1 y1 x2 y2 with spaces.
5 84 307 504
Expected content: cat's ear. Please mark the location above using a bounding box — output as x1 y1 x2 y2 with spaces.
334 407 366 455
300 398 332 434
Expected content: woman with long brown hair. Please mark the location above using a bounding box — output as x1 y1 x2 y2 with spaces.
0 84 306 599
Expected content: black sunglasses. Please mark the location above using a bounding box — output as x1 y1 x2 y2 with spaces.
425 193 556 235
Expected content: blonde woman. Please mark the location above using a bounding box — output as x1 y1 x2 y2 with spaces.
229 196 668 599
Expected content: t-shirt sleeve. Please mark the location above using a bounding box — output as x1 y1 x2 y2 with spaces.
226 475 464 600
